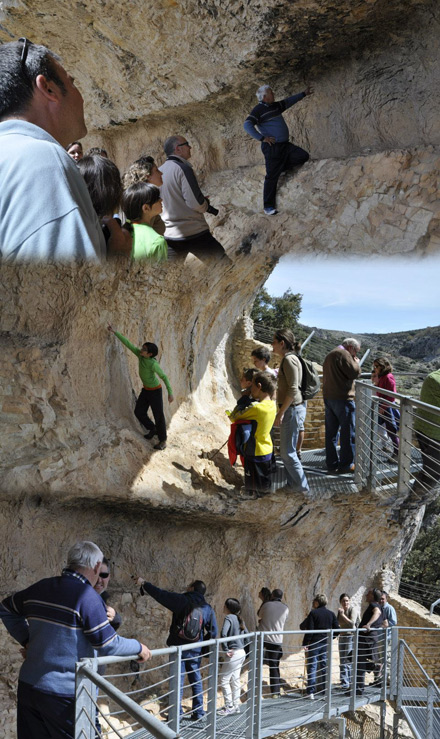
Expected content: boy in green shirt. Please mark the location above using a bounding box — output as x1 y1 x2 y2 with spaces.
108 325 173 450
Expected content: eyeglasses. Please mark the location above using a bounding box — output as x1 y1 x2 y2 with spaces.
18 37 31 69
99 572 110 579
177 141 190 148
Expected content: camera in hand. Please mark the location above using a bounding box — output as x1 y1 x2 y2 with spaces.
206 204 219 216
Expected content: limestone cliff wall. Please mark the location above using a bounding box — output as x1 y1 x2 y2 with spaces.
1 0 440 734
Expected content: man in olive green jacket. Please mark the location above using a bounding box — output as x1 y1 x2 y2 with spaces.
412 369 440 499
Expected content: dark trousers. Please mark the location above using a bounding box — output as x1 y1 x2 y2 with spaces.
262 141 309 208
263 642 283 695
166 231 225 261
356 634 380 689
135 387 167 441
244 455 274 493
17 681 75 739
414 431 440 493
379 405 400 455
324 398 356 470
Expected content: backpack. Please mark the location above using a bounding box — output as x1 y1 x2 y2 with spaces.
298 356 320 400
176 597 204 642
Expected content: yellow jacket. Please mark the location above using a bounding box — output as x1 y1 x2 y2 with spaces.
230 397 276 457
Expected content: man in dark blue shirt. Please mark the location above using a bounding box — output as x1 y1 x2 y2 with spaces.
300 594 339 698
244 84 313 215
135 577 217 721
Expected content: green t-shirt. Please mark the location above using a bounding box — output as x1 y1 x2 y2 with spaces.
114 332 172 395
131 223 167 261
414 370 440 441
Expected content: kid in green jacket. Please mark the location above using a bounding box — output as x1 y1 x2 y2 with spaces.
108 325 173 450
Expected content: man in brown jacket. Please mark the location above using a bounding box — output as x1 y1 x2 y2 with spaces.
322 338 361 473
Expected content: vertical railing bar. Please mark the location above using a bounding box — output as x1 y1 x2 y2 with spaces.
397 398 413 496
75 658 96 739
324 630 333 719
245 633 257 739
168 647 181 734
206 639 219 739
350 627 359 712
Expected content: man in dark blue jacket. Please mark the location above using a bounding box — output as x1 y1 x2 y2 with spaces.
244 84 313 215
300 593 339 698
136 577 217 720
0 541 150 739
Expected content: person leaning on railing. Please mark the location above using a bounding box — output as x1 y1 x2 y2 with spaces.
0 541 151 739
354 588 384 696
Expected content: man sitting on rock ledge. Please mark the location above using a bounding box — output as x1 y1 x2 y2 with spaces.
0 540 150 738
0 39 105 262
244 84 313 215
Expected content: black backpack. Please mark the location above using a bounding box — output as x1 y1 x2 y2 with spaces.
298 356 320 400
176 597 204 642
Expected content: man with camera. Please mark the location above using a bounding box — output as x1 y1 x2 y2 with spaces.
159 135 225 258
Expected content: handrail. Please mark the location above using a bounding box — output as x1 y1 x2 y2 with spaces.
77 660 177 739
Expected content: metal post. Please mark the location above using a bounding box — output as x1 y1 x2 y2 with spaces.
392 712 400 739
168 647 181 734
206 640 219 739
324 630 333 719
245 633 257 739
396 641 405 712
350 628 359 712
397 398 413 496
355 382 373 490
389 627 398 700
333 716 346 738
426 679 435 739
254 632 265 739
380 629 388 702
75 659 96 739
369 397 379 491
379 700 386 739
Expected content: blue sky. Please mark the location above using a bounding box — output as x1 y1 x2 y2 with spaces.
264 255 439 334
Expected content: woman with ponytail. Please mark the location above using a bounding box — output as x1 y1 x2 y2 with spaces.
218 598 248 716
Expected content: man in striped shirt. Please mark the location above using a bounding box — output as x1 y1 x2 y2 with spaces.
0 540 151 738
244 84 313 215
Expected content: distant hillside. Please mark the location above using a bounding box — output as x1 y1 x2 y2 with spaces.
253 322 440 396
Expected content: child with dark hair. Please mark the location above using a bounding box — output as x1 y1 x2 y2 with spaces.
122 157 165 235
372 356 400 460
85 147 108 158
107 325 173 450
251 346 277 378
78 154 132 256
218 598 248 715
229 371 276 493
121 182 168 261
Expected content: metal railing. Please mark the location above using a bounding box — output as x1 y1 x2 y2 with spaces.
74 627 440 739
398 580 440 616
354 380 440 501
394 638 440 739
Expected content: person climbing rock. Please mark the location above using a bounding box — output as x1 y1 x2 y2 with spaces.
108 325 173 450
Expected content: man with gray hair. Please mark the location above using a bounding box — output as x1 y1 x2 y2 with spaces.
244 84 313 215
159 135 225 258
0 540 150 738
0 39 105 261
322 338 362 474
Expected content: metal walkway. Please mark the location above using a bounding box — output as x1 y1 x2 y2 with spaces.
75 627 440 739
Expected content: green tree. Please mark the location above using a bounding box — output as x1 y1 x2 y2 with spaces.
251 288 302 331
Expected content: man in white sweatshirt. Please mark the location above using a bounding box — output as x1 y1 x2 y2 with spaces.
159 135 225 258
258 588 289 697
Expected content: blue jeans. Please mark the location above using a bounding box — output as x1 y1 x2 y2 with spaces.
324 398 356 470
279 404 309 491
180 649 204 717
306 642 327 694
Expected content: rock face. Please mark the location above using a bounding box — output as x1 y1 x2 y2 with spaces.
1 0 440 735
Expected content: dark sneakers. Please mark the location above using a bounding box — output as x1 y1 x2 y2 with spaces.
154 441 167 450
144 428 156 440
